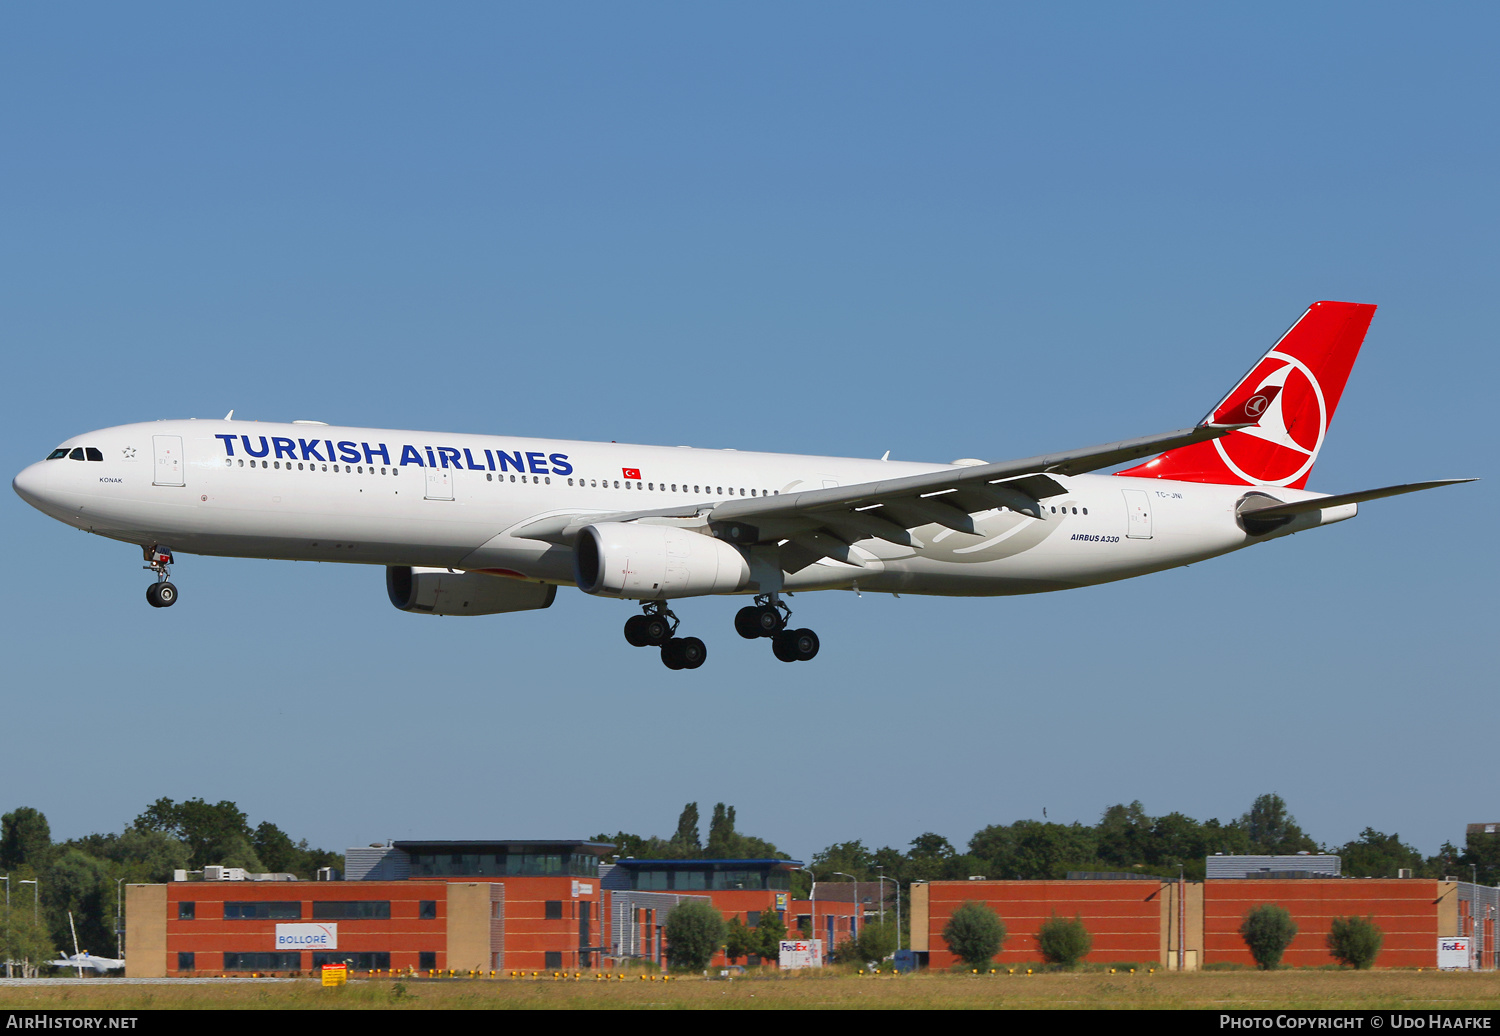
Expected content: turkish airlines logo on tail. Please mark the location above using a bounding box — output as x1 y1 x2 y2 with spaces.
1214 351 1327 486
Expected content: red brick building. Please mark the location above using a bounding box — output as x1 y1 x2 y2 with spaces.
126 839 613 976
914 876 1496 970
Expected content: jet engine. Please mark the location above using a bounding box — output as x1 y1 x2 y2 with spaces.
573 522 751 600
386 566 557 615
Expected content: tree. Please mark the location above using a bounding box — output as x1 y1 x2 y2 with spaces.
706 803 737 858
1241 794 1317 855
0 898 55 978
969 820 1098 879
133 798 253 867
1335 829 1424 879
904 833 956 882
1097 802 1152 869
43 849 113 956
941 900 1006 968
671 803 701 854
723 916 753 964
753 907 787 961
1326 916 1383 970
1240 904 1298 969
1 808 53 870
857 918 899 962
1037 913 1092 967
664 901 725 970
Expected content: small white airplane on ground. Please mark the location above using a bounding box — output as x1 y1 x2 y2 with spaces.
46 951 125 975
13 301 1472 669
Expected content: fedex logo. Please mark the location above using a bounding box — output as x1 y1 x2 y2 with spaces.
216 435 573 475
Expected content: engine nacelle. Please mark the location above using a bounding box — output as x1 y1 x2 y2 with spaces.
573 522 751 600
386 567 557 615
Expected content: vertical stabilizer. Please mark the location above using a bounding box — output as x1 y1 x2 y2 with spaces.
1116 300 1375 489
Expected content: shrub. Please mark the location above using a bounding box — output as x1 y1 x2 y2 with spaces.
942 901 1007 968
1037 913 1092 968
1240 904 1298 970
664 901 726 971
1326 915 1383 970
857 919 899 963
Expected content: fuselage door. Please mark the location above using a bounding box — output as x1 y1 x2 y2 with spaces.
425 456 453 501
152 435 185 487
1122 489 1152 539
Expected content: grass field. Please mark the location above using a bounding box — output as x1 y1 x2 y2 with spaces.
5 970 1500 1010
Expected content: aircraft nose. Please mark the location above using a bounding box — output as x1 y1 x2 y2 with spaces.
13 461 54 511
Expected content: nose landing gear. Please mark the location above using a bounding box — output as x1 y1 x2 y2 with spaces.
143 545 178 608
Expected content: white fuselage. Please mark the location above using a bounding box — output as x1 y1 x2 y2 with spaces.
13 419 1352 599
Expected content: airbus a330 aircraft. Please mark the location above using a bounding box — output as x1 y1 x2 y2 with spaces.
13 301 1471 670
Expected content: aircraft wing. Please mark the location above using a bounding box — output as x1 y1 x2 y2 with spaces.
508 424 1241 565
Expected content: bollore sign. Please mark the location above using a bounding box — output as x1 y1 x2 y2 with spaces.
276 923 337 950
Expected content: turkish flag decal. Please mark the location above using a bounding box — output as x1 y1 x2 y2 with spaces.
622 468 641 480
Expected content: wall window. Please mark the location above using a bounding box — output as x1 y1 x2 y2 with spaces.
178 901 195 920
312 900 391 920
545 900 563 920
419 952 437 971
313 952 390 970
545 951 562 969
224 901 301 920
420 900 437 920
223 952 301 971
177 952 195 971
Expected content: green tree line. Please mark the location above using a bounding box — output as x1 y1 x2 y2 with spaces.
1 799 342 968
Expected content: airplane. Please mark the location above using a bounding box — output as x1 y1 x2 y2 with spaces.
45 950 125 975
12 300 1473 670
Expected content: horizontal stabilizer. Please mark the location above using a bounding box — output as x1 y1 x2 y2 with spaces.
1237 478 1476 520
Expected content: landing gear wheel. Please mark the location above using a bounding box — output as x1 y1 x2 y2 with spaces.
624 615 651 647
735 606 763 639
662 637 707 670
771 633 797 662
146 583 163 608
155 582 178 607
642 615 672 646
787 627 818 661
773 628 819 662
754 605 784 635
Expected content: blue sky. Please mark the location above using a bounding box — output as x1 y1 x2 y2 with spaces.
2 3 1494 865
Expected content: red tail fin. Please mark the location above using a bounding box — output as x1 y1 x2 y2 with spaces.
1117 300 1376 489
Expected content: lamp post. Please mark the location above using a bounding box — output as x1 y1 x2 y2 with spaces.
805 867 821 962
834 872 857 947
874 871 901 951
19 880 38 979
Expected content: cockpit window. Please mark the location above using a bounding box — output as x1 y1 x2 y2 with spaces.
85 448 103 461
47 448 69 460
68 448 86 461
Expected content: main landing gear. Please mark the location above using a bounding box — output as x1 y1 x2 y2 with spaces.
735 593 819 663
623 601 706 671
143 545 178 608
